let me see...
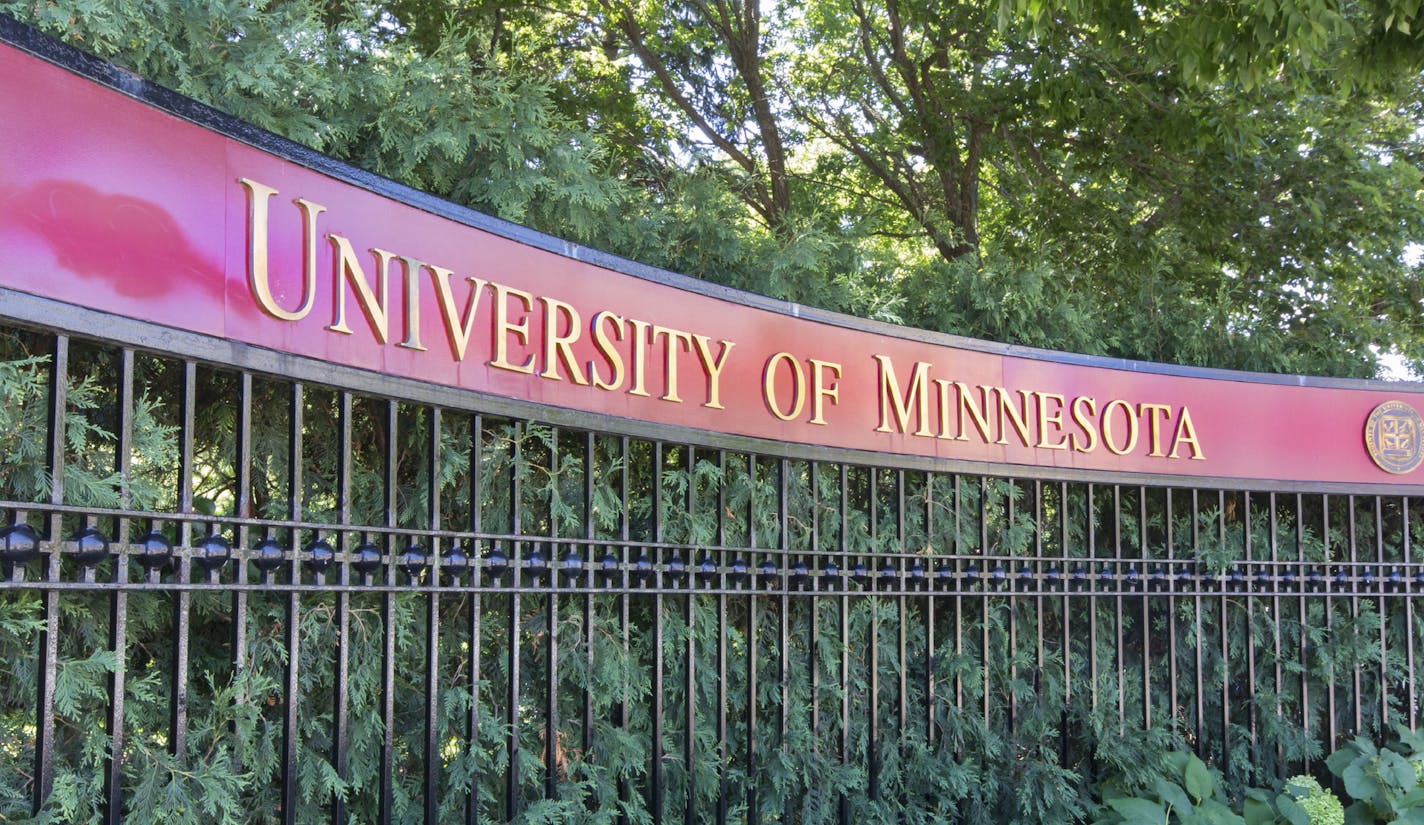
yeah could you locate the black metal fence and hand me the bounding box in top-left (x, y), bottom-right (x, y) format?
top-left (0, 317), bottom-right (1421, 824)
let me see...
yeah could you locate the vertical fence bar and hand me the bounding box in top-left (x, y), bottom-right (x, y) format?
top-left (1042, 481), bottom-right (1053, 720)
top-left (1061, 481), bottom-right (1072, 763)
top-left (281, 381), bottom-right (304, 825)
top-left (380, 400), bottom-right (398, 825)
top-left (103, 347), bottom-right (134, 825)
top-left (1167, 489), bottom-right (1179, 734)
top-left (1348, 496), bottom-right (1362, 736)
top-left (32, 333), bottom-right (66, 814)
top-left (838, 463), bottom-right (850, 825)
top-left (747, 453), bottom-right (760, 824)
top-left (1245, 491), bottom-right (1258, 772)
top-left (926, 473), bottom-right (937, 745)
top-left (979, 476), bottom-right (990, 730)
top-left (507, 425), bottom-right (525, 821)
top-left (1192, 489), bottom-right (1205, 755)
top-left (1376, 496), bottom-right (1388, 733)
top-left (234, 372), bottom-right (252, 684)
top-left (1325, 494), bottom-right (1338, 751)
top-left (1007, 480), bottom-right (1018, 734)
top-left (810, 460), bottom-right (822, 754)
top-left (617, 436), bottom-right (631, 825)
top-left (685, 445), bottom-right (697, 825)
top-left (1296, 493), bottom-right (1310, 770)
top-left (1088, 483), bottom-right (1099, 716)
top-left (779, 458), bottom-right (791, 824)
top-left (546, 426), bottom-right (561, 805)
top-left (334, 392), bottom-right (353, 825)
top-left (956, 475), bottom-right (968, 712)
top-left (954, 474), bottom-right (963, 715)
top-left (171, 360), bottom-right (196, 764)
top-left (1113, 485), bottom-right (1125, 733)
top-left (811, 461), bottom-right (823, 756)
top-left (717, 450), bottom-right (729, 825)
top-left (1218, 490), bottom-right (1230, 776)
top-left (425, 408), bottom-right (442, 824)
top-left (466, 413), bottom-right (484, 825)
top-left (585, 432), bottom-right (596, 766)
top-left (895, 469), bottom-right (907, 757)
top-left (651, 441), bottom-right (664, 824)
top-left (1139, 486), bottom-right (1150, 733)
top-left (1270, 493), bottom-right (1285, 770)
top-left (1405, 497), bottom-right (1417, 731)
top-left (232, 370), bottom-right (253, 762)
top-left (868, 468), bottom-right (880, 800)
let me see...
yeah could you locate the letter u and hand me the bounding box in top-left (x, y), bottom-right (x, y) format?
top-left (239, 177), bottom-right (326, 321)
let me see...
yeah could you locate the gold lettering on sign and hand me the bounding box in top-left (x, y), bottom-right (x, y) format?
top-left (1169, 408), bottom-right (1206, 460)
top-left (1139, 403), bottom-right (1172, 457)
top-left (589, 311), bottom-right (626, 391)
top-left (427, 265), bottom-right (490, 361)
top-left (869, 356), bottom-right (1205, 462)
top-left (490, 283), bottom-right (536, 374)
top-left (809, 359), bottom-right (842, 425)
top-left (539, 297), bottom-right (588, 385)
top-left (627, 319), bottom-right (653, 397)
top-left (1070, 396), bottom-right (1098, 453)
top-left (239, 178), bottom-right (323, 321)
top-left (874, 357), bottom-right (932, 436)
top-left (398, 255), bottom-right (427, 351)
top-left (1101, 399), bottom-right (1138, 456)
top-left (325, 238), bottom-right (393, 344)
top-left (653, 326), bottom-right (693, 403)
top-left (997, 388), bottom-right (1033, 446)
top-left (1035, 392), bottom-right (1068, 450)
top-left (692, 335), bottom-right (734, 410)
top-left (763, 352), bottom-right (806, 422)
top-left (238, 176), bottom-right (1216, 469)
top-left (955, 382), bottom-right (995, 443)
top-left (237, 176), bottom-right (737, 411)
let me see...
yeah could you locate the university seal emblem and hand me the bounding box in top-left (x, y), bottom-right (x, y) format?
top-left (1364, 401), bottom-right (1424, 474)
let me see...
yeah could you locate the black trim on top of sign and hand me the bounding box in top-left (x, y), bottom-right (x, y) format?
top-left (0, 11), bottom-right (1420, 395)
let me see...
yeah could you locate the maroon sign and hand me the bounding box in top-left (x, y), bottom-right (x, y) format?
top-left (2, 41), bottom-right (1421, 487)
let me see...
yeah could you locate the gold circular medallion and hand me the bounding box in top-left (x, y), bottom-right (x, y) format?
top-left (1364, 401), bottom-right (1424, 474)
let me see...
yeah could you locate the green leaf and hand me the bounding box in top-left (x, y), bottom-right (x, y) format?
top-left (1107, 797), bottom-right (1169, 825)
top-left (1341, 763), bottom-right (1375, 802)
top-left (1195, 798), bottom-right (1246, 824)
top-left (1381, 749), bottom-right (1419, 790)
top-left (1165, 751), bottom-right (1191, 776)
top-left (1275, 794), bottom-right (1310, 825)
top-left (1154, 777), bottom-right (1193, 815)
top-left (1395, 725), bottom-right (1424, 755)
top-left (1326, 747), bottom-right (1360, 777)
top-left (1243, 796), bottom-right (1279, 825)
top-left (1343, 802), bottom-right (1376, 825)
top-left (1184, 755), bottom-right (1214, 803)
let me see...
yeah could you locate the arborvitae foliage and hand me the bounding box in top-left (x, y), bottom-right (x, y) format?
top-left (2, 328), bottom-right (1422, 824)
top-left (8, 0), bottom-right (1423, 376)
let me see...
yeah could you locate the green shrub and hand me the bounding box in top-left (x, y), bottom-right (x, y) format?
top-left (1324, 726), bottom-right (1424, 824)
top-left (1277, 776), bottom-right (1344, 825)
top-left (1090, 751), bottom-right (1248, 825)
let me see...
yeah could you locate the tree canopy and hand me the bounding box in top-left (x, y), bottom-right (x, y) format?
top-left (3, 6), bottom-right (1424, 822)
top-left (4, 0), bottom-right (1424, 376)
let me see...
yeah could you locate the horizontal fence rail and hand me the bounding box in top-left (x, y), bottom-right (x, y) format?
top-left (1, 324), bottom-right (1422, 824)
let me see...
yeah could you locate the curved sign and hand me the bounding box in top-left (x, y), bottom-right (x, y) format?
top-left (1, 28), bottom-right (1421, 488)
